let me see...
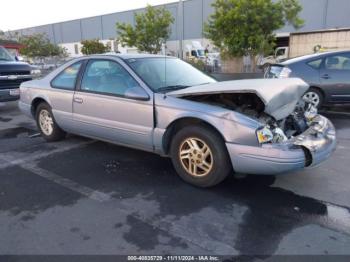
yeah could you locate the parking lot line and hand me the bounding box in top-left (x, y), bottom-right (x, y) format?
top-left (0, 138), bottom-right (112, 202)
top-left (20, 163), bottom-right (112, 202)
top-left (0, 139), bottom-right (95, 169)
top-left (1, 159), bottom-right (237, 254)
top-left (28, 133), bottom-right (41, 138)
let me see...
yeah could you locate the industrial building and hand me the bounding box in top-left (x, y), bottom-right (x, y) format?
top-left (9, 0), bottom-right (350, 57)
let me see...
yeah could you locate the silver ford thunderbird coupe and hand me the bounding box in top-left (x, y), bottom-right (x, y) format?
top-left (19, 54), bottom-right (336, 187)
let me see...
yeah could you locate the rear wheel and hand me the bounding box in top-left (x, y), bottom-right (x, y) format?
top-left (170, 125), bottom-right (231, 188)
top-left (303, 88), bottom-right (323, 109)
top-left (35, 102), bottom-right (66, 142)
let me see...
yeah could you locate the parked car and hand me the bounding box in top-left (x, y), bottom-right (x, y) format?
top-left (33, 62), bottom-right (57, 71)
top-left (265, 50), bottom-right (350, 108)
top-left (19, 54), bottom-right (336, 188)
top-left (0, 46), bottom-right (41, 102)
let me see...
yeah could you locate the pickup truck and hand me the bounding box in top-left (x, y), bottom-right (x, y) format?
top-left (258, 47), bottom-right (289, 70)
top-left (0, 46), bottom-right (40, 102)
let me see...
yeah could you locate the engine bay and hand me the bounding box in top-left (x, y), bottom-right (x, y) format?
top-left (183, 93), bottom-right (317, 142)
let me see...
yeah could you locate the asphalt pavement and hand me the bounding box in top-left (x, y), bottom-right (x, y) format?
top-left (0, 101), bottom-right (350, 260)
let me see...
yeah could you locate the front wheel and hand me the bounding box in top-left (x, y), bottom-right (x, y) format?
top-left (36, 102), bottom-right (66, 142)
top-left (170, 125), bottom-right (232, 188)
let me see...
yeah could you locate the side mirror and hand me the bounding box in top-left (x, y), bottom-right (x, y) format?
top-left (124, 86), bottom-right (150, 101)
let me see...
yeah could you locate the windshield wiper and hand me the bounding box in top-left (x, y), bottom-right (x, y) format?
top-left (197, 82), bottom-right (212, 86)
top-left (157, 85), bottom-right (190, 93)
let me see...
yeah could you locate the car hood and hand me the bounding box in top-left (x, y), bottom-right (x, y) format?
top-left (167, 78), bottom-right (309, 120)
top-left (0, 61), bottom-right (32, 72)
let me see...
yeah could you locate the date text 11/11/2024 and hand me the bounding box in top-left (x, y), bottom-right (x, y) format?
top-left (127, 255), bottom-right (220, 261)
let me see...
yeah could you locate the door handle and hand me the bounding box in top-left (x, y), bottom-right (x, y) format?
top-left (73, 97), bottom-right (83, 104)
top-left (321, 74), bottom-right (331, 79)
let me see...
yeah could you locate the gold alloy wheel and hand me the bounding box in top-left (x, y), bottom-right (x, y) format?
top-left (179, 137), bottom-right (213, 177)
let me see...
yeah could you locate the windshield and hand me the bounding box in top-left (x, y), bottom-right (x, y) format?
top-left (126, 57), bottom-right (215, 92)
top-left (197, 49), bottom-right (205, 57)
top-left (0, 46), bottom-right (15, 61)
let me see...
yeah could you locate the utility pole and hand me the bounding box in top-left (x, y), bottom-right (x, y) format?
top-left (178, 0), bottom-right (184, 59)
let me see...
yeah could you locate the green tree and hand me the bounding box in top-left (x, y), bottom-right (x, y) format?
top-left (19, 33), bottom-right (67, 58)
top-left (204, 0), bottom-right (304, 69)
top-left (0, 30), bottom-right (20, 41)
top-left (116, 5), bottom-right (174, 54)
top-left (80, 39), bottom-right (110, 55)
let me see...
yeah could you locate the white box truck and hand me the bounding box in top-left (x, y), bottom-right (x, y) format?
top-left (258, 28), bottom-right (350, 69)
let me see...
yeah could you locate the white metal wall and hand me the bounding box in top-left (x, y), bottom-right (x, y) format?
top-left (10, 0), bottom-right (350, 56)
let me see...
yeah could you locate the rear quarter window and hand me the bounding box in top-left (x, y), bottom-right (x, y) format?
top-left (51, 62), bottom-right (82, 90)
top-left (307, 59), bottom-right (322, 70)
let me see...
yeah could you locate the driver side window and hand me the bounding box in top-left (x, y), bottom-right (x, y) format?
top-left (81, 60), bottom-right (140, 96)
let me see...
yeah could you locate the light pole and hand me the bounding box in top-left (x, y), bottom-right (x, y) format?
top-left (178, 0), bottom-right (184, 59)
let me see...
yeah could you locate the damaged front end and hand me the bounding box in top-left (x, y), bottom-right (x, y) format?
top-left (175, 89), bottom-right (336, 175)
top-left (225, 113), bottom-right (336, 175)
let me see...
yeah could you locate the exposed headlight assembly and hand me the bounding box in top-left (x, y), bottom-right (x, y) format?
top-left (304, 104), bottom-right (318, 123)
top-left (256, 126), bottom-right (274, 144)
top-left (272, 127), bottom-right (288, 143)
top-left (312, 117), bottom-right (327, 134)
top-left (257, 126), bottom-right (288, 144)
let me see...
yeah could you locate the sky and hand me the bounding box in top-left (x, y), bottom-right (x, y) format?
top-left (0, 0), bottom-right (177, 31)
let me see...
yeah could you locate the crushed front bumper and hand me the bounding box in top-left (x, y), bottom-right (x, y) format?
top-left (226, 115), bottom-right (336, 175)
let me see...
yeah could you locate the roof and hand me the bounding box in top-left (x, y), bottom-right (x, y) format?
top-left (103, 53), bottom-right (173, 60)
top-left (291, 27), bottom-right (350, 36)
top-left (78, 53), bottom-right (177, 61)
top-left (282, 50), bottom-right (350, 65)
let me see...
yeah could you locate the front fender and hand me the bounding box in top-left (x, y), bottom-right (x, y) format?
top-left (154, 94), bottom-right (260, 154)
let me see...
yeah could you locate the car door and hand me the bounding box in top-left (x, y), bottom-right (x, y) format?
top-left (319, 52), bottom-right (350, 103)
top-left (50, 61), bottom-right (84, 131)
top-left (72, 58), bottom-right (154, 151)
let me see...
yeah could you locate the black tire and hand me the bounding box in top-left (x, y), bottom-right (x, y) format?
top-left (170, 125), bottom-right (232, 188)
top-left (303, 87), bottom-right (324, 109)
top-left (35, 102), bottom-right (66, 142)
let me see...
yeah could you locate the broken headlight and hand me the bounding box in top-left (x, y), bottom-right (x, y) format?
top-left (256, 126), bottom-right (274, 144)
top-left (304, 104), bottom-right (318, 123)
top-left (312, 116), bottom-right (327, 134)
top-left (257, 126), bottom-right (288, 144)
